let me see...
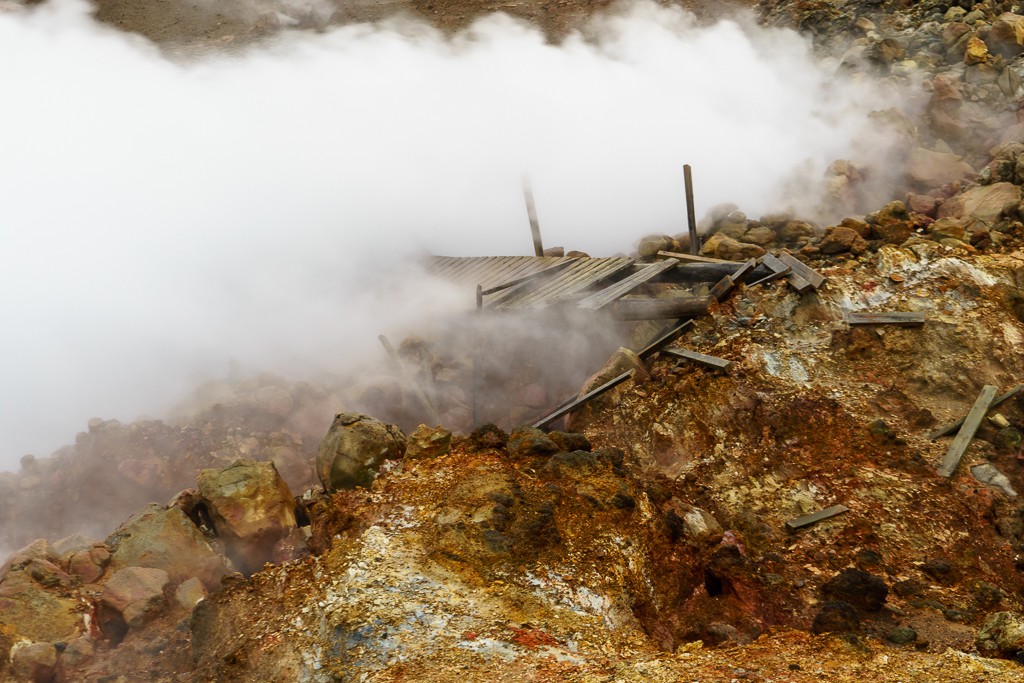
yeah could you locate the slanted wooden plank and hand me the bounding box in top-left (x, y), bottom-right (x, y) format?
top-left (731, 259), bottom-right (758, 282)
top-left (578, 258), bottom-right (679, 310)
top-left (612, 296), bottom-right (712, 320)
top-left (747, 266), bottom-right (791, 288)
top-left (937, 385), bottom-right (998, 478)
top-left (847, 312), bottom-right (926, 327)
top-left (532, 370), bottom-right (633, 429)
top-left (778, 252), bottom-right (825, 290)
top-left (786, 505), bottom-right (849, 531)
top-left (663, 347), bottom-right (731, 370)
top-left (638, 319), bottom-right (696, 359)
top-left (930, 383), bottom-right (1024, 440)
top-left (657, 250), bottom-right (733, 264)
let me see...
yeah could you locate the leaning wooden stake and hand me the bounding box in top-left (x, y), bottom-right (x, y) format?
top-left (930, 383), bottom-right (1024, 440)
top-left (472, 285), bottom-right (483, 426)
top-left (684, 165), bottom-right (699, 256)
top-left (379, 334), bottom-right (442, 426)
top-left (523, 178), bottom-right (544, 257)
top-left (937, 385), bottom-right (998, 478)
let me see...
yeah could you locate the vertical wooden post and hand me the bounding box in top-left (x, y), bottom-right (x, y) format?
top-left (684, 164), bottom-right (699, 256)
top-left (523, 178), bottom-right (544, 257)
top-left (472, 284), bottom-right (483, 426)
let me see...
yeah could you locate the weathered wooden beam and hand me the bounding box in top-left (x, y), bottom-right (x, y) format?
top-left (523, 179), bottom-right (544, 257)
top-left (785, 505), bottom-right (849, 531)
top-left (709, 275), bottom-right (735, 301)
top-left (612, 295), bottom-right (712, 320)
top-left (657, 250), bottom-right (732, 265)
top-left (578, 259), bottom-right (680, 310)
top-left (778, 252), bottom-right (826, 290)
top-left (930, 383), bottom-right (1024, 440)
top-left (847, 312), bottom-right (926, 327)
top-left (637, 319), bottom-right (696, 359)
top-left (762, 253), bottom-right (809, 291)
top-left (684, 164), bottom-right (699, 256)
top-left (937, 385), bottom-right (998, 478)
top-left (663, 347), bottom-right (731, 370)
top-left (660, 262), bottom-right (773, 285)
top-left (532, 370), bottom-right (633, 429)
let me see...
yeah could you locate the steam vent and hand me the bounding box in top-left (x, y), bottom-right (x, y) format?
top-left (10, 0), bottom-right (1024, 681)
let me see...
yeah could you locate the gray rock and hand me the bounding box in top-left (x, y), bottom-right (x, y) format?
top-left (10, 641), bottom-right (57, 683)
top-left (316, 413), bottom-right (406, 491)
top-left (970, 463), bottom-right (1018, 497)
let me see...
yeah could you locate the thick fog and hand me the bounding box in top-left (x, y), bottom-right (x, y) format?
top-left (0, 0), bottom-right (891, 470)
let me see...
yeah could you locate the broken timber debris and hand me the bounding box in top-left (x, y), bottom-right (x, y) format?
top-left (656, 250), bottom-right (733, 265)
top-left (785, 505), bottom-right (849, 531)
top-left (937, 384), bottom-right (998, 478)
top-left (612, 295), bottom-right (712, 320)
top-left (930, 383), bottom-right (1024, 440)
top-left (662, 347), bottom-right (731, 370)
top-left (778, 252), bottom-right (826, 289)
top-left (662, 261), bottom-right (772, 285)
top-left (531, 370), bottom-right (633, 429)
top-left (708, 259), bottom-right (756, 301)
top-left (847, 312), bottom-right (926, 327)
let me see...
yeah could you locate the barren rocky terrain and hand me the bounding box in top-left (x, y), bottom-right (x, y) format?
top-left (7, 0), bottom-right (1024, 681)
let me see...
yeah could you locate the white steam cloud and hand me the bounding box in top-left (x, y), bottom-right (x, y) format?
top-left (0, 0), bottom-right (889, 470)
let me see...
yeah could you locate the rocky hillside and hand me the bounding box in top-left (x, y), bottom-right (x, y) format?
top-left (8, 0), bottom-right (1024, 680)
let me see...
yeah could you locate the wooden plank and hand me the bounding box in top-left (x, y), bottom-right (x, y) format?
top-left (760, 253), bottom-right (790, 274)
top-left (778, 252), bottom-right (826, 289)
top-left (578, 259), bottom-right (680, 310)
top-left (731, 258), bottom-right (758, 282)
top-left (937, 385), bottom-right (998, 478)
top-left (930, 383), bottom-right (1024, 440)
top-left (662, 262), bottom-right (772, 285)
top-left (657, 250), bottom-right (733, 265)
top-left (532, 370), bottom-right (633, 429)
top-left (612, 296), bottom-right (712, 320)
top-left (847, 312), bottom-right (926, 327)
top-left (663, 347), bottom-right (731, 370)
top-left (524, 179), bottom-right (544, 257)
top-left (637, 319), bottom-right (696, 359)
top-left (785, 505), bottom-right (849, 531)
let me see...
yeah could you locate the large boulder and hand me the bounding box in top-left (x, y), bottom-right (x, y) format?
top-left (315, 413), bottom-right (406, 491)
top-left (106, 504), bottom-right (230, 590)
top-left (196, 460), bottom-right (297, 575)
top-left (0, 541), bottom-right (82, 643)
top-left (988, 13), bottom-right (1024, 58)
top-left (700, 233), bottom-right (765, 260)
top-left (938, 182), bottom-right (1022, 226)
top-left (905, 147), bottom-right (974, 189)
top-left (867, 201), bottom-right (912, 244)
top-left (101, 566), bottom-right (169, 629)
top-left (10, 641), bottom-right (57, 683)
